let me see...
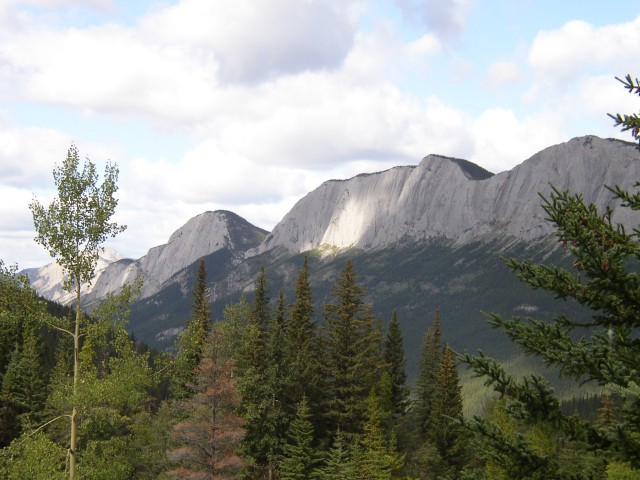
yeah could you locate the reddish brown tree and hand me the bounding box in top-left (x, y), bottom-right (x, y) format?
top-left (168, 329), bottom-right (245, 479)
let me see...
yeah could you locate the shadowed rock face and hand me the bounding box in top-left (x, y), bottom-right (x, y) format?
top-left (258, 136), bottom-right (640, 254)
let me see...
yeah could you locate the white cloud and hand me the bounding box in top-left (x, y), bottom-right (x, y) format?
top-left (578, 74), bottom-right (639, 119)
top-left (395, 0), bottom-right (474, 41)
top-left (0, 115), bottom-right (72, 188)
top-left (528, 16), bottom-right (640, 93)
top-left (138, 0), bottom-right (360, 84)
top-left (484, 60), bottom-right (522, 88)
top-left (471, 108), bottom-right (565, 173)
top-left (405, 32), bottom-right (442, 59)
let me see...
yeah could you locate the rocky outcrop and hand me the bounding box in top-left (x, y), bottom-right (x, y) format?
top-left (258, 136), bottom-right (640, 254)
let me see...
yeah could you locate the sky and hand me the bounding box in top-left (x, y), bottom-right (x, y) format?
top-left (1, 0), bottom-right (640, 269)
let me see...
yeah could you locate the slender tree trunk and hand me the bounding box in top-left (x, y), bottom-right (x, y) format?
top-left (69, 281), bottom-right (80, 480)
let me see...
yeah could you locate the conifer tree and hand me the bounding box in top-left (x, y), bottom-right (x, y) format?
top-left (429, 346), bottom-right (467, 477)
top-left (0, 329), bottom-right (48, 434)
top-left (253, 265), bottom-right (271, 337)
top-left (173, 258), bottom-right (211, 398)
top-left (460, 75), bottom-right (640, 475)
top-left (354, 389), bottom-right (404, 480)
top-left (376, 371), bottom-right (394, 437)
top-left (285, 256), bottom-right (326, 440)
top-left (315, 429), bottom-right (353, 480)
top-left (415, 309), bottom-right (442, 438)
top-left (264, 289), bottom-right (294, 478)
top-left (280, 396), bottom-right (319, 480)
top-left (0, 262), bottom-right (40, 377)
top-left (237, 270), bottom-right (291, 478)
top-left (383, 311), bottom-right (409, 417)
top-left (168, 328), bottom-right (245, 479)
top-left (322, 260), bottom-right (383, 437)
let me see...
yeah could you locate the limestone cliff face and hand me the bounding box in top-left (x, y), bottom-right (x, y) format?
top-left (258, 136), bottom-right (640, 254)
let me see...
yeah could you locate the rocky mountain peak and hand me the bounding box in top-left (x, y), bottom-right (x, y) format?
top-left (257, 135), bottom-right (640, 255)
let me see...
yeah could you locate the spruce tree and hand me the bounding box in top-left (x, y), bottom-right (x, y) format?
top-left (429, 346), bottom-right (467, 477)
top-left (383, 311), bottom-right (409, 417)
top-left (354, 389), bottom-right (404, 480)
top-left (460, 75), bottom-right (640, 475)
top-left (0, 329), bottom-right (48, 433)
top-left (280, 396), bottom-right (319, 480)
top-left (322, 260), bottom-right (383, 437)
top-left (264, 289), bottom-right (294, 478)
top-left (315, 429), bottom-right (353, 480)
top-left (253, 265), bottom-right (271, 336)
top-left (173, 258), bottom-right (211, 398)
top-left (415, 309), bottom-right (442, 438)
top-left (237, 270), bottom-right (292, 478)
top-left (285, 257), bottom-right (324, 433)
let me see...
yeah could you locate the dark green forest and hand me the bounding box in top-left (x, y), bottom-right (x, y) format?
top-left (0, 251), bottom-right (637, 479)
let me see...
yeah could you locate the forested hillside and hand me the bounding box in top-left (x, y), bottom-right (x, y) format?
top-left (1, 252), bottom-right (636, 479)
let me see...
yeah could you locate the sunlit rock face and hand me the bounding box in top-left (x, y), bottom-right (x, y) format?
top-left (259, 136), bottom-right (640, 254)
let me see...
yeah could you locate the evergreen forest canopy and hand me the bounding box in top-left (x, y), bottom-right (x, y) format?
top-left (0, 74), bottom-right (638, 479)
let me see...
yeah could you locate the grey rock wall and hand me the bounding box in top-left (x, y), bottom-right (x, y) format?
top-left (258, 136), bottom-right (640, 254)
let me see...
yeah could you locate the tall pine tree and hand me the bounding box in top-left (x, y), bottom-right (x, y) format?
top-left (322, 260), bottom-right (383, 437)
top-left (353, 389), bottom-right (405, 480)
top-left (428, 346), bottom-right (467, 477)
top-left (415, 309), bottom-right (442, 438)
top-left (173, 258), bottom-right (212, 399)
top-left (285, 257), bottom-right (324, 433)
top-left (237, 269), bottom-right (292, 479)
top-left (280, 396), bottom-right (320, 480)
top-left (383, 311), bottom-right (409, 417)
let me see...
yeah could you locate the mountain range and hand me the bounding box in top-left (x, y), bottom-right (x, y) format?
top-left (24, 135), bottom-right (640, 375)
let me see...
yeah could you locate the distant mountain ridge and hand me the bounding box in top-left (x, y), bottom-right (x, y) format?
top-left (24, 247), bottom-right (124, 305)
top-left (22, 136), bottom-right (640, 360)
